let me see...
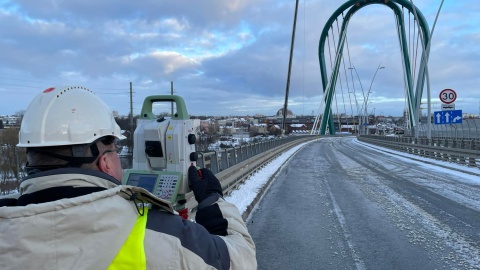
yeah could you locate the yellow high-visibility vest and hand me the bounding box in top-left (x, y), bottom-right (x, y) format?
top-left (108, 208), bottom-right (149, 270)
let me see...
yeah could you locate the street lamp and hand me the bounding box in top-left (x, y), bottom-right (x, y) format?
top-left (365, 63), bottom-right (385, 124)
top-left (349, 63), bottom-right (385, 135)
top-left (373, 107), bottom-right (376, 124)
top-left (348, 66), bottom-right (365, 135)
top-left (348, 90), bottom-right (361, 133)
top-left (348, 66), bottom-right (366, 105)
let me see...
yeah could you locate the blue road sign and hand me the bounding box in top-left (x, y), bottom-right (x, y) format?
top-left (434, 110), bottom-right (462, 125)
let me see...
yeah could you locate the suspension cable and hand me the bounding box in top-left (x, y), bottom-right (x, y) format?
top-left (404, 7), bottom-right (410, 128)
top-left (344, 22), bottom-right (361, 133)
top-left (340, 13), bottom-right (355, 123)
top-left (409, 0), bottom-right (445, 138)
top-left (329, 24), bottom-right (341, 132)
top-left (335, 18), bottom-right (348, 121)
top-left (302, 0), bottom-right (306, 116)
top-left (325, 29), bottom-right (335, 133)
top-left (408, 8), bottom-right (412, 79)
top-left (413, 19), bottom-right (420, 86)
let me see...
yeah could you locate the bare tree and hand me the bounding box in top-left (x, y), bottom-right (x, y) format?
top-left (195, 125), bottom-right (209, 152)
top-left (0, 128), bottom-right (27, 194)
top-left (269, 126), bottom-right (282, 136)
top-left (196, 121), bottom-right (220, 152)
top-left (15, 110), bottom-right (26, 124)
top-left (249, 126), bottom-right (259, 137)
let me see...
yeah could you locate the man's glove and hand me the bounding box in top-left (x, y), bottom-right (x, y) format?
top-left (188, 166), bottom-right (223, 203)
top-left (188, 166), bottom-right (227, 236)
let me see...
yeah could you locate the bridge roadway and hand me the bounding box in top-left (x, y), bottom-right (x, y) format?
top-left (246, 137), bottom-right (480, 270)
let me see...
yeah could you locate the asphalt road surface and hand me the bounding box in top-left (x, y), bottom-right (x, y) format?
top-left (247, 137), bottom-right (480, 270)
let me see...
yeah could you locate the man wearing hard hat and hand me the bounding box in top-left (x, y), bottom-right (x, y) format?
top-left (0, 86), bottom-right (256, 269)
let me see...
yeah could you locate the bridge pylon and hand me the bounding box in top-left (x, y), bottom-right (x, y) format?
top-left (315, 0), bottom-right (430, 135)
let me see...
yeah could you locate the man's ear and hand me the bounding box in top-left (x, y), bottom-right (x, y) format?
top-left (97, 154), bottom-right (111, 174)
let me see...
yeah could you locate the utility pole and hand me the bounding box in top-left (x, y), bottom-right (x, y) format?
top-left (171, 81), bottom-right (174, 116)
top-left (129, 82), bottom-right (134, 153)
top-left (282, 0), bottom-right (299, 134)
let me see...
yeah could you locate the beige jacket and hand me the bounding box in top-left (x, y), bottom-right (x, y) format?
top-left (0, 168), bottom-right (256, 269)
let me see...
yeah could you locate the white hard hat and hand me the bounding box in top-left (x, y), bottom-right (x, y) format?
top-left (18, 86), bottom-right (126, 147)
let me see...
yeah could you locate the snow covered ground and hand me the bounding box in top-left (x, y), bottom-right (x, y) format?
top-left (225, 137), bottom-right (480, 217)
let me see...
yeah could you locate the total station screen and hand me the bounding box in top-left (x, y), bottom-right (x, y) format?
top-left (126, 173), bottom-right (158, 193)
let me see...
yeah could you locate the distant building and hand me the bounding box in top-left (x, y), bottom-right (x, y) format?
top-left (290, 123), bottom-right (307, 132)
top-left (276, 108), bottom-right (294, 118)
top-left (252, 123), bottom-right (268, 135)
top-left (463, 113), bottom-right (478, 119)
top-left (0, 116), bottom-right (21, 128)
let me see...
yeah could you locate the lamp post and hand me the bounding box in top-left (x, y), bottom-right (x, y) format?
top-left (365, 63), bottom-right (385, 131)
top-left (348, 66), bottom-right (365, 135)
top-left (348, 63), bottom-right (385, 135)
top-left (373, 107), bottom-right (376, 125)
top-left (348, 91), bottom-right (360, 134)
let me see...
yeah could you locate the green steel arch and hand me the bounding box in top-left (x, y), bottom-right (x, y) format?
top-left (318, 0), bottom-right (430, 134)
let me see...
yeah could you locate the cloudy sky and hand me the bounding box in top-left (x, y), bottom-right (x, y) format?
top-left (0, 0), bottom-right (478, 118)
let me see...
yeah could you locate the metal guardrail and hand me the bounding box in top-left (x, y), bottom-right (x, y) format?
top-left (358, 135), bottom-right (480, 168)
top-left (404, 118), bottom-right (480, 139)
top-left (197, 135), bottom-right (309, 173)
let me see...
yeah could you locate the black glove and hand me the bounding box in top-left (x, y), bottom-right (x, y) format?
top-left (188, 166), bottom-right (223, 203)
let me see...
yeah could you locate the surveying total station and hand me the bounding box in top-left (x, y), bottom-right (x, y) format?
top-left (122, 95), bottom-right (198, 212)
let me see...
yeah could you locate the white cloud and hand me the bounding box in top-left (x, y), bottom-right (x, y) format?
top-left (0, 0), bottom-right (478, 117)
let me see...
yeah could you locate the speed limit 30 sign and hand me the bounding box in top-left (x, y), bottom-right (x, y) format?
top-left (439, 89), bottom-right (457, 104)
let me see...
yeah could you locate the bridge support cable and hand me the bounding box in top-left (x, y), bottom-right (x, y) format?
top-left (327, 26), bottom-right (341, 133)
top-left (311, 26), bottom-right (341, 135)
top-left (334, 18), bottom-right (353, 131)
top-left (403, 6), bottom-right (424, 134)
top-left (317, 0), bottom-right (431, 135)
top-left (393, 7), bottom-right (418, 129)
top-left (311, 32), bottom-right (358, 137)
top-left (402, 8), bottom-right (417, 129)
top-left (316, 16), bottom-right (361, 135)
top-left (310, 92), bottom-right (326, 135)
top-left (405, 8), bottom-right (422, 132)
top-left (344, 28), bottom-right (362, 132)
top-left (407, 9), bottom-right (419, 85)
top-left (338, 13), bottom-right (356, 126)
top-left (328, 23), bottom-right (346, 134)
top-left (318, 15), bottom-right (351, 135)
top-left (409, 0), bottom-right (445, 139)
top-left (329, 20), bottom-right (351, 133)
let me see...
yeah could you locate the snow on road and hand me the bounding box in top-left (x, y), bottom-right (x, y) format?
top-left (226, 137), bottom-right (480, 216)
